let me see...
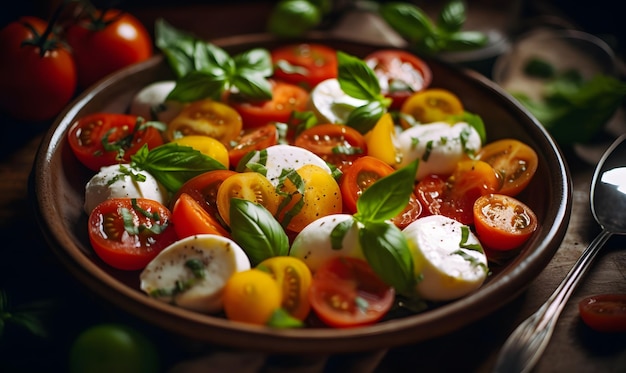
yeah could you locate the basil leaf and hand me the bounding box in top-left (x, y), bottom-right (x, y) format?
top-left (337, 51), bottom-right (382, 101)
top-left (199, 43), bottom-right (234, 72)
top-left (167, 70), bottom-right (227, 102)
top-left (437, 0), bottom-right (465, 34)
top-left (330, 217), bottom-right (355, 250)
top-left (355, 159), bottom-right (419, 223)
top-left (379, 3), bottom-right (436, 43)
top-left (154, 18), bottom-right (197, 78)
top-left (131, 143), bottom-right (226, 193)
top-left (232, 73), bottom-right (273, 101)
top-left (452, 112), bottom-right (486, 144)
top-left (234, 48), bottom-right (273, 78)
top-left (230, 198), bottom-right (289, 266)
top-left (346, 101), bottom-right (387, 134)
top-left (359, 221), bottom-right (415, 295)
top-left (442, 31), bottom-right (489, 51)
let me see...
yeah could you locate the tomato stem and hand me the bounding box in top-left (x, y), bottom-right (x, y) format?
top-left (20, 1), bottom-right (68, 57)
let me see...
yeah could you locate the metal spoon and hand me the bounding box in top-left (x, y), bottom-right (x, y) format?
top-left (493, 133), bottom-right (626, 373)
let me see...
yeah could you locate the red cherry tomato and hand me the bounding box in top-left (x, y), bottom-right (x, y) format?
top-left (171, 193), bottom-right (230, 239)
top-left (227, 124), bottom-right (279, 169)
top-left (309, 257), bottom-right (395, 328)
top-left (0, 16), bottom-right (77, 122)
top-left (294, 123), bottom-right (367, 172)
top-left (228, 80), bottom-right (309, 128)
top-left (364, 49), bottom-right (432, 110)
top-left (171, 169), bottom-right (237, 219)
top-left (67, 113), bottom-right (164, 171)
top-left (88, 198), bottom-right (178, 271)
top-left (340, 156), bottom-right (422, 229)
top-left (271, 43), bottom-right (338, 90)
top-left (579, 294), bottom-right (626, 333)
top-left (66, 9), bottom-right (152, 89)
top-left (473, 194), bottom-right (538, 250)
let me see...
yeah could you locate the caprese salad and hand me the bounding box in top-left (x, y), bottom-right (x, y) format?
top-left (66, 20), bottom-right (540, 329)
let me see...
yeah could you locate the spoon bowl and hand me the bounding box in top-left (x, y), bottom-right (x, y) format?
top-left (494, 133), bottom-right (626, 373)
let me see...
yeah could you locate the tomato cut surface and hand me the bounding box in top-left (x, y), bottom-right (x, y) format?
top-left (216, 172), bottom-right (281, 226)
top-left (579, 294), bottom-right (626, 333)
top-left (294, 124), bottom-right (367, 171)
top-left (364, 49), bottom-right (432, 110)
top-left (67, 113), bottom-right (164, 171)
top-left (271, 43), bottom-right (338, 89)
top-left (400, 88), bottom-right (464, 125)
top-left (473, 194), bottom-right (538, 251)
top-left (477, 139), bottom-right (538, 196)
top-left (229, 80), bottom-right (309, 128)
top-left (171, 193), bottom-right (230, 239)
top-left (166, 99), bottom-right (243, 145)
top-left (227, 124), bottom-right (279, 169)
top-left (88, 198), bottom-right (178, 270)
top-left (309, 257), bottom-right (395, 328)
top-left (171, 169), bottom-right (237, 218)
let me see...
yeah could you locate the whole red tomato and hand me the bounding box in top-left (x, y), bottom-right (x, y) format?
top-left (66, 9), bottom-right (152, 89)
top-left (0, 16), bottom-right (77, 122)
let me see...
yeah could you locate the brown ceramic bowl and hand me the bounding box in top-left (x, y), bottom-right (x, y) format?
top-left (31, 33), bottom-right (571, 354)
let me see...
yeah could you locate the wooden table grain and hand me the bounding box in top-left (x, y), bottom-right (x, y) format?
top-left (1, 2), bottom-right (625, 372)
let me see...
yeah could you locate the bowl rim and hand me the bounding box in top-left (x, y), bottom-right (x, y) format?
top-left (30, 32), bottom-right (572, 354)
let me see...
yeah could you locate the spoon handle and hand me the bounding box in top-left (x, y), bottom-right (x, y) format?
top-left (493, 229), bottom-right (613, 373)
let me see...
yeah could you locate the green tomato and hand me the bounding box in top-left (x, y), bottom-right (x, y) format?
top-left (68, 323), bottom-right (160, 373)
top-left (267, 0), bottom-right (322, 38)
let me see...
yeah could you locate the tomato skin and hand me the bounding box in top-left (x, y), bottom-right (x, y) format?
top-left (271, 43), bottom-right (338, 90)
top-left (400, 88), bottom-right (464, 125)
top-left (66, 9), bottom-right (152, 89)
top-left (294, 124), bottom-right (367, 172)
top-left (364, 49), bottom-right (432, 110)
top-left (340, 156), bottom-right (422, 229)
top-left (222, 269), bottom-right (283, 325)
top-left (476, 139), bottom-right (538, 197)
top-left (227, 124), bottom-right (279, 169)
top-left (579, 294), bottom-right (626, 333)
top-left (473, 194), bottom-right (538, 251)
top-left (67, 113), bottom-right (164, 171)
top-left (171, 193), bottom-right (230, 239)
top-left (69, 323), bottom-right (160, 373)
top-left (309, 257), bottom-right (395, 328)
top-left (228, 80), bottom-right (309, 128)
top-left (0, 17), bottom-right (77, 122)
top-left (171, 169), bottom-right (237, 218)
top-left (88, 198), bottom-right (178, 271)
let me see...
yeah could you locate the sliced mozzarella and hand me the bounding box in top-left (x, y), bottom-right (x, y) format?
top-left (308, 78), bottom-right (369, 124)
top-left (396, 121), bottom-right (482, 180)
top-left (243, 144), bottom-right (331, 186)
top-left (402, 215), bottom-right (488, 301)
top-left (129, 80), bottom-right (183, 124)
top-left (84, 163), bottom-right (169, 213)
top-left (290, 214), bottom-right (365, 272)
top-left (140, 234), bottom-right (251, 313)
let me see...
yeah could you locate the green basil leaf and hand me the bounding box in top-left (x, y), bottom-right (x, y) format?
top-left (230, 198), bottom-right (289, 266)
top-left (166, 70), bottom-right (227, 102)
top-left (442, 31), bottom-right (489, 52)
top-left (234, 48), bottom-right (273, 78)
top-left (131, 143), bottom-right (226, 193)
top-left (452, 111), bottom-right (486, 144)
top-left (330, 217), bottom-right (355, 250)
top-left (266, 308), bottom-right (304, 328)
top-left (437, 0), bottom-right (465, 34)
top-left (379, 3), bottom-right (436, 43)
top-left (199, 42), bottom-right (235, 73)
top-left (154, 18), bottom-right (197, 78)
top-left (346, 100), bottom-right (387, 134)
top-left (232, 73), bottom-right (273, 100)
top-left (337, 51), bottom-right (381, 101)
top-left (359, 221), bottom-right (415, 295)
top-left (267, 0), bottom-right (322, 38)
top-left (355, 159), bottom-right (419, 223)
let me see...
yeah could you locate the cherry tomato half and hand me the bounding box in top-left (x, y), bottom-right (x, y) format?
top-left (171, 192), bottom-right (230, 239)
top-left (67, 113), bottom-right (164, 171)
top-left (309, 257), bottom-right (395, 328)
top-left (271, 43), bottom-right (338, 90)
top-left (227, 124), bottom-right (279, 169)
top-left (340, 156), bottom-right (422, 229)
top-left (473, 194), bottom-right (538, 251)
top-left (222, 269), bottom-right (283, 325)
top-left (216, 172), bottom-right (281, 226)
top-left (294, 123), bottom-right (367, 172)
top-left (228, 80), bottom-right (309, 129)
top-left (66, 9), bottom-right (152, 89)
top-left (0, 16), bottom-right (77, 122)
top-left (579, 294), bottom-right (626, 333)
top-left (400, 88), bottom-right (464, 126)
top-left (476, 139), bottom-right (538, 197)
top-left (171, 169), bottom-right (237, 219)
top-left (364, 49), bottom-right (432, 110)
top-left (88, 198), bottom-right (178, 270)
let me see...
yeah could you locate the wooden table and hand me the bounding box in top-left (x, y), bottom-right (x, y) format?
top-left (1, 2), bottom-right (625, 372)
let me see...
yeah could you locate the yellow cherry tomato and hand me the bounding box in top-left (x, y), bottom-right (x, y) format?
top-left (364, 112), bottom-right (400, 167)
top-left (171, 135), bottom-right (230, 169)
top-left (400, 88), bottom-right (464, 126)
top-left (257, 256), bottom-right (312, 321)
top-left (216, 172), bottom-right (281, 226)
top-left (165, 98), bottom-right (243, 145)
top-left (222, 269), bottom-right (282, 325)
top-left (276, 164), bottom-right (343, 233)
